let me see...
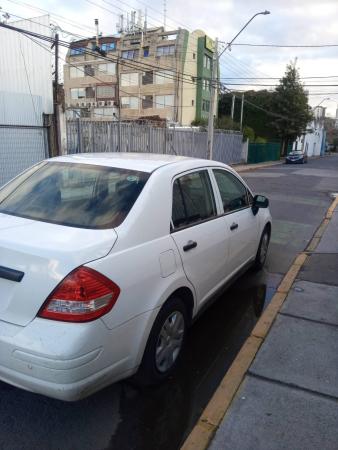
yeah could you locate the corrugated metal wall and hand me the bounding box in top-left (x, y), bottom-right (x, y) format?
top-left (0, 15), bottom-right (53, 126)
top-left (66, 121), bottom-right (244, 165)
top-left (0, 16), bottom-right (52, 186)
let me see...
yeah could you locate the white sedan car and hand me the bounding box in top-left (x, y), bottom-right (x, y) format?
top-left (0, 153), bottom-right (271, 400)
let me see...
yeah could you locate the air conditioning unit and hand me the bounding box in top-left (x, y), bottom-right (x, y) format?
top-left (92, 102), bottom-right (97, 107)
top-left (107, 101), bottom-right (114, 106)
top-left (76, 103), bottom-right (80, 107)
top-left (81, 102), bottom-right (86, 107)
top-left (98, 101), bottom-right (105, 106)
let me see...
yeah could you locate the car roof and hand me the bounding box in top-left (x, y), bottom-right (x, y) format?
top-left (50, 152), bottom-right (228, 173)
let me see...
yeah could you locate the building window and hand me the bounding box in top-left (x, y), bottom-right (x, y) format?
top-left (156, 45), bottom-right (175, 57)
top-left (70, 47), bottom-right (86, 56)
top-left (121, 97), bottom-right (139, 109)
top-left (80, 109), bottom-right (90, 118)
top-left (142, 95), bottom-right (153, 109)
top-left (192, 100), bottom-right (194, 106)
top-left (121, 72), bottom-right (139, 86)
top-left (202, 99), bottom-right (210, 112)
top-left (121, 49), bottom-right (139, 59)
top-left (101, 42), bottom-right (116, 52)
top-left (204, 55), bottom-right (212, 70)
top-left (156, 95), bottom-right (174, 108)
top-left (143, 47), bottom-right (150, 57)
top-left (155, 70), bottom-right (174, 84)
top-left (84, 65), bottom-right (95, 77)
top-left (142, 71), bottom-right (153, 85)
top-left (98, 63), bottom-right (116, 75)
top-left (85, 87), bottom-right (95, 98)
top-left (93, 108), bottom-right (116, 118)
top-left (203, 79), bottom-right (211, 91)
top-left (70, 88), bottom-right (85, 99)
top-left (193, 53), bottom-right (196, 59)
top-left (70, 66), bottom-right (84, 78)
top-left (96, 85), bottom-right (115, 99)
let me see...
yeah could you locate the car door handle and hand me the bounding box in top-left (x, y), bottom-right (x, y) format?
top-left (183, 240), bottom-right (197, 252)
top-left (230, 222), bottom-right (239, 231)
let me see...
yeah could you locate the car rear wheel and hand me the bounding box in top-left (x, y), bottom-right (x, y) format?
top-left (132, 297), bottom-right (188, 386)
top-left (253, 227), bottom-right (270, 270)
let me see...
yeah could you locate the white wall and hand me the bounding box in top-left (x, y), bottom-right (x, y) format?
top-left (294, 122), bottom-right (324, 157)
top-left (0, 15), bottom-right (53, 126)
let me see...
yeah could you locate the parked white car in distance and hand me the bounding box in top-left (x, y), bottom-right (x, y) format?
top-left (0, 153), bottom-right (271, 400)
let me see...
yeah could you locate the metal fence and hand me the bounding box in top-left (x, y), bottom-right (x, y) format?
top-left (66, 120), bottom-right (244, 165)
top-left (247, 142), bottom-right (281, 164)
top-left (0, 125), bottom-right (49, 187)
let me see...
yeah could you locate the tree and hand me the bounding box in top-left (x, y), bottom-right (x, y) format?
top-left (270, 63), bottom-right (313, 155)
top-left (218, 90), bottom-right (277, 141)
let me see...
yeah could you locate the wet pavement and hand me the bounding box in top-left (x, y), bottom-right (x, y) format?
top-left (1, 155), bottom-right (338, 450)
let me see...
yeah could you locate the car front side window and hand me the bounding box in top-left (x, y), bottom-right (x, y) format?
top-left (213, 169), bottom-right (249, 213)
top-left (172, 170), bottom-right (216, 230)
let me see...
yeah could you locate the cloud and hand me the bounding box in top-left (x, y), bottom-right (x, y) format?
top-left (4, 0), bottom-right (338, 116)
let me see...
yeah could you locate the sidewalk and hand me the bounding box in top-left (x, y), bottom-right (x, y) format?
top-left (182, 196), bottom-right (338, 450)
top-left (231, 160), bottom-right (284, 173)
top-left (207, 200), bottom-right (338, 450)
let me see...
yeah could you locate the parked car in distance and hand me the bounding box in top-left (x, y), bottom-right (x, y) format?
top-left (285, 150), bottom-right (308, 164)
top-left (0, 153), bottom-right (271, 400)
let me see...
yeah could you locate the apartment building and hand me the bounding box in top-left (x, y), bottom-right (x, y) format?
top-left (64, 36), bottom-right (119, 120)
top-left (63, 27), bottom-right (218, 125)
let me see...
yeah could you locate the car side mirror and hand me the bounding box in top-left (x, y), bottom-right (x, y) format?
top-left (252, 195), bottom-right (269, 216)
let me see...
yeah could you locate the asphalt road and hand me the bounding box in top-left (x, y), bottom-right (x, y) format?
top-left (1, 155), bottom-right (338, 450)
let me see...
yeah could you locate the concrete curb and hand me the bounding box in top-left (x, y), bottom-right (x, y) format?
top-left (233, 160), bottom-right (284, 173)
top-left (181, 197), bottom-right (338, 450)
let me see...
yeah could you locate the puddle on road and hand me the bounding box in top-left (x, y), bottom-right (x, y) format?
top-left (107, 270), bottom-right (282, 450)
top-left (0, 270), bottom-right (282, 450)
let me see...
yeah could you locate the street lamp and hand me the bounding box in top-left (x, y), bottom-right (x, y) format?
top-left (207, 11), bottom-right (271, 158)
top-left (219, 10), bottom-right (271, 57)
top-left (314, 98), bottom-right (330, 109)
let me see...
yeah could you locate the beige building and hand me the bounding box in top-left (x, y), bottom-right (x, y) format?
top-left (64, 27), bottom-right (217, 125)
top-left (64, 36), bottom-right (119, 120)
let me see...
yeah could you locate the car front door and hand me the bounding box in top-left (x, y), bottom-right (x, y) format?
top-left (212, 169), bottom-right (258, 277)
top-left (170, 169), bottom-right (229, 307)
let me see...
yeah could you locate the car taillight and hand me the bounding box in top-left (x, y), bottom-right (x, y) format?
top-left (38, 267), bottom-right (120, 322)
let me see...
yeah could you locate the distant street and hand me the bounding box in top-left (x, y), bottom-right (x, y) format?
top-left (1, 155), bottom-right (338, 450)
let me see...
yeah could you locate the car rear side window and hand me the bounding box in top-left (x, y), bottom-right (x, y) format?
top-left (0, 162), bottom-right (149, 229)
top-left (172, 170), bottom-right (216, 229)
top-left (213, 169), bottom-right (249, 213)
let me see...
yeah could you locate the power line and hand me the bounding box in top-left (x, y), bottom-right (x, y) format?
top-left (16, 26), bottom-right (197, 110)
top-left (220, 42), bottom-right (338, 48)
top-left (18, 36), bottom-right (40, 124)
top-left (220, 75), bottom-right (338, 80)
top-left (220, 83), bottom-right (338, 87)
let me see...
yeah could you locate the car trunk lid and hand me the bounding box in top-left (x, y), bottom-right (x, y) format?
top-left (0, 213), bottom-right (117, 326)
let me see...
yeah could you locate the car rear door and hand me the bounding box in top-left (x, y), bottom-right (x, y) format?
top-left (212, 169), bottom-right (258, 277)
top-left (170, 169), bottom-right (229, 308)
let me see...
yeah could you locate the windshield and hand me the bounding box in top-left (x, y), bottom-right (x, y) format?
top-left (0, 162), bottom-right (149, 229)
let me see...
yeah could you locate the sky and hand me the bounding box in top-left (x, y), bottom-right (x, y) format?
top-left (2, 0), bottom-right (338, 117)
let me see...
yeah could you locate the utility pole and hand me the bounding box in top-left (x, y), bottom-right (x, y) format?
top-left (53, 32), bottom-right (60, 156)
top-left (231, 94), bottom-right (235, 120)
top-left (207, 37), bottom-right (218, 160)
top-left (116, 57), bottom-right (122, 152)
top-left (240, 93), bottom-right (244, 132)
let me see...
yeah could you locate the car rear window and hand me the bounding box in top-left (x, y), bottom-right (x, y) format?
top-left (0, 162), bottom-right (149, 229)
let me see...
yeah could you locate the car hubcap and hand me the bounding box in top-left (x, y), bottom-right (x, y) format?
top-left (260, 233), bottom-right (269, 263)
top-left (155, 311), bottom-right (185, 373)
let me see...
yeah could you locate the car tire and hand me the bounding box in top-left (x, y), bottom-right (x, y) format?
top-left (253, 226), bottom-right (270, 271)
top-left (132, 297), bottom-right (188, 386)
